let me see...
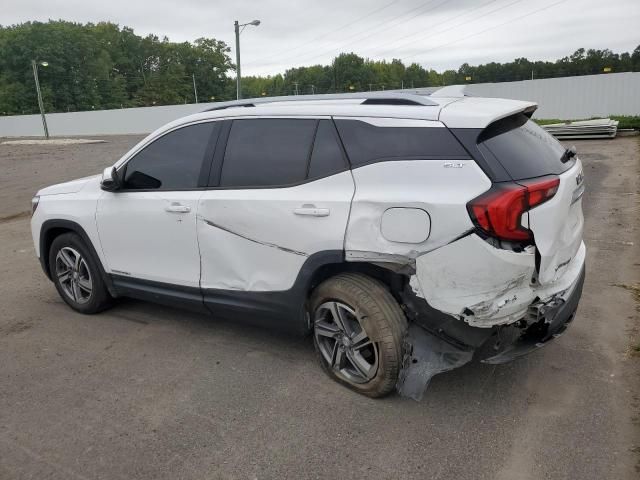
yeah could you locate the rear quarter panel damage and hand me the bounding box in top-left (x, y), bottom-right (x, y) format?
top-left (413, 234), bottom-right (587, 328)
top-left (414, 234), bottom-right (536, 327)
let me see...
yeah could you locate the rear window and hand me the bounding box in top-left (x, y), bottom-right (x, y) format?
top-left (478, 114), bottom-right (571, 180)
top-left (335, 119), bottom-right (469, 167)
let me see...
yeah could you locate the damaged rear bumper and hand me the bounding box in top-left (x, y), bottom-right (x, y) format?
top-left (481, 263), bottom-right (585, 364)
top-left (397, 262), bottom-right (585, 401)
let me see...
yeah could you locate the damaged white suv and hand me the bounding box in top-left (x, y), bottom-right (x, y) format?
top-left (31, 90), bottom-right (585, 400)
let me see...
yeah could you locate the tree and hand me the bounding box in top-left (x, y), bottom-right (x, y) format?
top-left (0, 20), bottom-right (234, 114)
top-left (0, 21), bottom-right (637, 116)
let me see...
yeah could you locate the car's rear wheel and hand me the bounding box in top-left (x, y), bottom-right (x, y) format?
top-left (49, 233), bottom-right (112, 314)
top-left (310, 273), bottom-right (407, 398)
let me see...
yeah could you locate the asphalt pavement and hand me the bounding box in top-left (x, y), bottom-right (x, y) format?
top-left (0, 135), bottom-right (638, 479)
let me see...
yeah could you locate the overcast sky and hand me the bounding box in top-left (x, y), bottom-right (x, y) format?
top-left (3, 0), bottom-right (639, 76)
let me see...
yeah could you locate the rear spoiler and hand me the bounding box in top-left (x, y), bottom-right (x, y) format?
top-left (438, 96), bottom-right (538, 129)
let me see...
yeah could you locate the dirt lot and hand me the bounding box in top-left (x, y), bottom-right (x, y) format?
top-left (0, 135), bottom-right (639, 479)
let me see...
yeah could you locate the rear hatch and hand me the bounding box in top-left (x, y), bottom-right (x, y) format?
top-left (477, 113), bottom-right (584, 285)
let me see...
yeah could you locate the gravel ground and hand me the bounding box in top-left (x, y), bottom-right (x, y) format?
top-left (0, 135), bottom-right (638, 479)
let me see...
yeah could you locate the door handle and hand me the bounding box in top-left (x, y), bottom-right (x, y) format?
top-left (293, 205), bottom-right (330, 217)
top-left (165, 203), bottom-right (191, 213)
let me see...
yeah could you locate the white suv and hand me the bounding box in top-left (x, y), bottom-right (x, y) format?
top-left (31, 90), bottom-right (586, 400)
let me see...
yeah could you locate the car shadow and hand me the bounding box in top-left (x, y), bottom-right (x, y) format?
top-left (104, 296), bottom-right (534, 407)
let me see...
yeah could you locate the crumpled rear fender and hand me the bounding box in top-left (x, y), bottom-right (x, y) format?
top-left (412, 234), bottom-right (586, 328)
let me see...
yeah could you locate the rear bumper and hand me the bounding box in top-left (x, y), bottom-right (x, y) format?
top-left (412, 233), bottom-right (585, 328)
top-left (480, 262), bottom-right (585, 363)
top-left (397, 247), bottom-right (586, 400)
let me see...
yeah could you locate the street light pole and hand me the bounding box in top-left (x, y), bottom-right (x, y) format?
top-left (31, 60), bottom-right (49, 139)
top-left (234, 21), bottom-right (241, 100)
top-left (234, 19), bottom-right (261, 100)
top-left (192, 73), bottom-right (198, 103)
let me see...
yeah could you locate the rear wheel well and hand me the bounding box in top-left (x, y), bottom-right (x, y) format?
top-left (306, 261), bottom-right (408, 304)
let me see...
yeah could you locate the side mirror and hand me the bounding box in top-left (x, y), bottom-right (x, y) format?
top-left (101, 166), bottom-right (122, 192)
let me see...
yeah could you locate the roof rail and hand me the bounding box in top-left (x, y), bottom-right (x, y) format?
top-left (203, 91), bottom-right (438, 111)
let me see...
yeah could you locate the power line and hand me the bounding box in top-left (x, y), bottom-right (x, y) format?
top-left (248, 0), bottom-right (402, 64)
top-left (370, 0), bottom-right (527, 60)
top-left (246, 0), bottom-right (451, 69)
top-left (402, 0), bottom-right (573, 62)
top-left (362, 0), bottom-right (505, 59)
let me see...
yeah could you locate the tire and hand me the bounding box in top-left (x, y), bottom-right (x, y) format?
top-left (48, 232), bottom-right (112, 314)
top-left (310, 273), bottom-right (408, 398)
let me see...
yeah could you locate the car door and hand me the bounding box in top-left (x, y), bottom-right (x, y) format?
top-left (96, 121), bottom-right (219, 289)
top-left (197, 117), bottom-right (355, 296)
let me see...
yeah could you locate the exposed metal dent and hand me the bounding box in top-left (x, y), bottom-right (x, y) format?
top-left (201, 217), bottom-right (308, 257)
top-left (461, 273), bottom-right (531, 327)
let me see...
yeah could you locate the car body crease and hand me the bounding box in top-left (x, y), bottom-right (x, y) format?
top-left (198, 215), bottom-right (308, 257)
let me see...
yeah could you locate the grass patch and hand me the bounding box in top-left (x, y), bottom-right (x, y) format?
top-left (535, 116), bottom-right (640, 130)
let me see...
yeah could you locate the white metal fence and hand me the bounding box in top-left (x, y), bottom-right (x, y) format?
top-left (464, 72), bottom-right (640, 119)
top-left (1, 72), bottom-right (639, 138)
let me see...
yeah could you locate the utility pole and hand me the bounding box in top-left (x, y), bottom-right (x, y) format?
top-left (31, 60), bottom-right (49, 139)
top-left (192, 73), bottom-right (198, 103)
top-left (531, 70), bottom-right (534, 80)
top-left (234, 19), bottom-right (261, 100)
top-left (293, 82), bottom-right (299, 95)
top-left (401, 80), bottom-right (404, 90)
top-left (234, 21), bottom-right (241, 100)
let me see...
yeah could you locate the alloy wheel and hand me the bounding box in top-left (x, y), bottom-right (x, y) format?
top-left (55, 246), bottom-right (93, 304)
top-left (314, 301), bottom-right (379, 384)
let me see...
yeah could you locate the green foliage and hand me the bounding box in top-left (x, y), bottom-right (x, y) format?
top-left (1, 19), bottom-right (639, 115)
top-left (611, 116), bottom-right (640, 130)
top-left (0, 21), bottom-right (233, 115)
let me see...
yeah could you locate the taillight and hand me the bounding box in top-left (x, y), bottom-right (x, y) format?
top-left (467, 176), bottom-right (559, 242)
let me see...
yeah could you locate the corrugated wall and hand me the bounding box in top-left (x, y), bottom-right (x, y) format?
top-left (1, 72), bottom-right (639, 137)
top-left (0, 102), bottom-right (218, 138)
top-left (464, 72), bottom-right (640, 119)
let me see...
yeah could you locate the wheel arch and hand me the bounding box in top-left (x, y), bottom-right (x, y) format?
top-left (300, 253), bottom-right (409, 314)
top-left (39, 219), bottom-right (116, 296)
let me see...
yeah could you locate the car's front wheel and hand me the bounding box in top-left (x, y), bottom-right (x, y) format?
top-left (310, 273), bottom-right (407, 398)
top-left (49, 233), bottom-right (112, 314)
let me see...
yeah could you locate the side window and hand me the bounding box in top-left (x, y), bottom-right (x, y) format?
top-left (220, 118), bottom-right (316, 187)
top-left (123, 122), bottom-right (217, 190)
top-left (334, 119), bottom-right (469, 167)
top-left (308, 120), bottom-right (347, 179)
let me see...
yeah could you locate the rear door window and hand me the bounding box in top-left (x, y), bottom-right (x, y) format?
top-left (308, 120), bottom-right (347, 179)
top-left (478, 114), bottom-right (571, 180)
top-left (220, 118), bottom-right (316, 187)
